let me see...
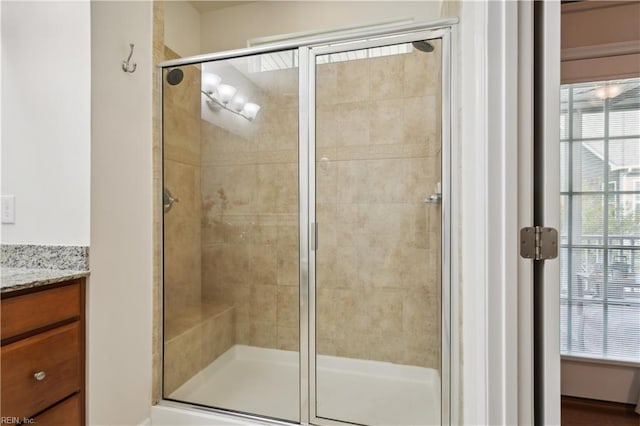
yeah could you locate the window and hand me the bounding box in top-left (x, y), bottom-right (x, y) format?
top-left (246, 19), bottom-right (414, 72)
top-left (247, 44), bottom-right (413, 72)
top-left (560, 77), bottom-right (640, 363)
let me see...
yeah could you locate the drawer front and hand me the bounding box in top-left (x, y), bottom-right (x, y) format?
top-left (1, 322), bottom-right (81, 419)
top-left (1, 281), bottom-right (81, 341)
top-left (32, 394), bottom-right (81, 426)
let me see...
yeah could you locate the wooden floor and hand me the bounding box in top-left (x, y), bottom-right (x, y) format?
top-left (562, 396), bottom-right (640, 426)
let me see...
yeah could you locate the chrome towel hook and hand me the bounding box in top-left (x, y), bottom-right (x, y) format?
top-left (122, 43), bottom-right (137, 73)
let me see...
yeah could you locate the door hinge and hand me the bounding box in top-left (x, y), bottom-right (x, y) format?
top-left (520, 226), bottom-right (558, 260)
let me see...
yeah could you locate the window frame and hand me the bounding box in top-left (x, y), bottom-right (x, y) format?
top-left (560, 78), bottom-right (640, 363)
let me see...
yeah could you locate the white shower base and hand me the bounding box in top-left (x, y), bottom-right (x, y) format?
top-left (165, 345), bottom-right (440, 426)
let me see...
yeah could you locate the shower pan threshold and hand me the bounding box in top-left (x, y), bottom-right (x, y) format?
top-left (166, 345), bottom-right (440, 425)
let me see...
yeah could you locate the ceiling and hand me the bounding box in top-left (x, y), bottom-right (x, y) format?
top-left (189, 1), bottom-right (255, 14)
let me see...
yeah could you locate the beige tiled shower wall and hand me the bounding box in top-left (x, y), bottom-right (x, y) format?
top-left (199, 43), bottom-right (441, 369)
top-left (162, 47), bottom-right (238, 395)
top-left (163, 47), bottom-right (203, 317)
top-left (164, 301), bottom-right (234, 395)
top-left (200, 65), bottom-right (300, 352)
top-left (314, 43), bottom-right (442, 369)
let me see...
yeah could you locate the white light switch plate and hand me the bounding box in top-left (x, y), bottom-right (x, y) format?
top-left (2, 195), bottom-right (15, 224)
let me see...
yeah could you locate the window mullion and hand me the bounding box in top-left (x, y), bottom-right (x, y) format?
top-left (603, 96), bottom-right (610, 358)
top-left (567, 86), bottom-right (574, 353)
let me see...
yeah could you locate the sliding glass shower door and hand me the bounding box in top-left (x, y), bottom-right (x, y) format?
top-left (162, 50), bottom-right (301, 422)
top-left (161, 24), bottom-right (451, 426)
top-left (306, 31), bottom-right (449, 426)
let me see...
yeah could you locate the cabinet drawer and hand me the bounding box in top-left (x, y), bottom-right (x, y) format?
top-left (1, 322), bottom-right (81, 419)
top-left (32, 394), bottom-right (81, 426)
top-left (1, 282), bottom-right (81, 341)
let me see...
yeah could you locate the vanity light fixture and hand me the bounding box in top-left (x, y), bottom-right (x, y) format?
top-left (201, 72), bottom-right (261, 121)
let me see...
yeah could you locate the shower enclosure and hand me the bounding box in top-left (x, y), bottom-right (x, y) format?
top-left (160, 20), bottom-right (454, 426)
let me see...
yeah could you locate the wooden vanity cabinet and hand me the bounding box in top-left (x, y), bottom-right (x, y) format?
top-left (1, 278), bottom-right (85, 425)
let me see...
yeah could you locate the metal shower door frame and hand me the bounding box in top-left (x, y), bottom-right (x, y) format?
top-left (158, 19), bottom-right (456, 426)
top-left (301, 27), bottom-right (453, 426)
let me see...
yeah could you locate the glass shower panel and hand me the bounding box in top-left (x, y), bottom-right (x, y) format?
top-left (314, 40), bottom-right (443, 425)
top-left (162, 50), bottom-right (300, 422)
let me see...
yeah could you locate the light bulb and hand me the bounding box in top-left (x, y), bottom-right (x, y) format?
top-left (229, 95), bottom-right (246, 112)
top-left (241, 102), bottom-right (261, 121)
top-left (595, 84), bottom-right (622, 100)
top-left (607, 84), bottom-right (622, 98)
top-left (216, 84), bottom-right (237, 104)
top-left (202, 73), bottom-right (221, 93)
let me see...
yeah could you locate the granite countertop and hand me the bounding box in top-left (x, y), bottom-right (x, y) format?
top-left (1, 267), bottom-right (90, 294)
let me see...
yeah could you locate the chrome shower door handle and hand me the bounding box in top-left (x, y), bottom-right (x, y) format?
top-left (424, 182), bottom-right (442, 204)
top-left (163, 188), bottom-right (180, 213)
top-left (424, 193), bottom-right (442, 204)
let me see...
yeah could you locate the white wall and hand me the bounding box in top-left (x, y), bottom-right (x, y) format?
top-left (164, 0), bottom-right (201, 57)
top-left (0, 0), bottom-right (3, 228)
top-left (89, 1), bottom-right (153, 425)
top-left (1, 1), bottom-right (91, 246)
top-left (200, 1), bottom-right (442, 53)
top-left (562, 359), bottom-right (640, 404)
